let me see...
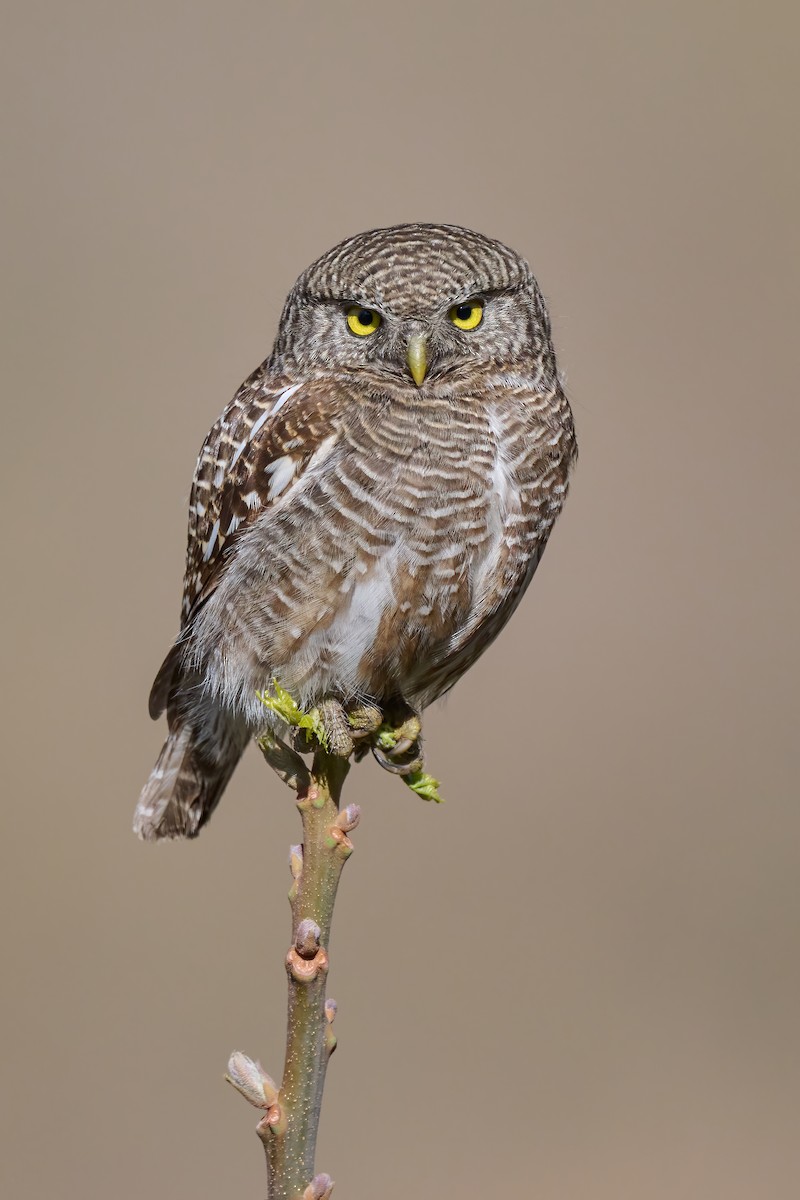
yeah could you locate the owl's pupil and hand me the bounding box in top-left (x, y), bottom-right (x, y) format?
top-left (358, 310), bottom-right (373, 326)
top-left (456, 304), bottom-right (473, 321)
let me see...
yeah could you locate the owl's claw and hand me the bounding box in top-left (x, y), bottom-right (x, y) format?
top-left (385, 734), bottom-right (414, 758)
top-left (370, 707), bottom-right (425, 777)
top-left (371, 744), bottom-right (424, 775)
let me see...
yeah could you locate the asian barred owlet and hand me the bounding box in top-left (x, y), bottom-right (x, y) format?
top-left (135, 223), bottom-right (576, 840)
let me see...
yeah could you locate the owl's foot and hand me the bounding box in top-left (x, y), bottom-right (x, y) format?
top-left (370, 703), bottom-right (443, 802)
top-left (344, 703), bottom-right (382, 764)
top-left (373, 730), bottom-right (443, 802)
top-left (370, 703), bottom-right (425, 775)
top-left (341, 705), bottom-right (423, 772)
top-left (345, 702), bottom-right (384, 739)
top-left (256, 686), bottom-right (443, 799)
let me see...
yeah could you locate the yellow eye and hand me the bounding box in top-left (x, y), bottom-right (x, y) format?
top-left (449, 299), bottom-right (484, 331)
top-left (346, 305), bottom-right (382, 337)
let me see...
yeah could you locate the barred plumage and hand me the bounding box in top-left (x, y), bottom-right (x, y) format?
top-left (136, 223), bottom-right (576, 839)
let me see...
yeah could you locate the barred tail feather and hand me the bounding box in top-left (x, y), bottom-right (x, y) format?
top-left (134, 718), bottom-right (247, 841)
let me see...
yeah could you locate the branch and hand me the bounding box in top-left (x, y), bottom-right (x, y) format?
top-left (227, 736), bottom-right (357, 1200)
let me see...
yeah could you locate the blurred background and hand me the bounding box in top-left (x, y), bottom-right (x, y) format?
top-left (1, 2), bottom-right (798, 1197)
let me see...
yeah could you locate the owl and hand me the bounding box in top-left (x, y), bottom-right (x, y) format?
top-left (135, 223), bottom-right (576, 839)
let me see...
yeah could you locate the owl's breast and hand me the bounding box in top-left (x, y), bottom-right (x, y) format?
top-left (341, 393), bottom-right (557, 699)
top-left (190, 388), bottom-right (572, 719)
top-left (382, 388), bottom-right (575, 705)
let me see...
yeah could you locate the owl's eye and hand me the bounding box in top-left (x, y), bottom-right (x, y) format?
top-left (449, 299), bottom-right (484, 331)
top-left (346, 305), bottom-right (382, 337)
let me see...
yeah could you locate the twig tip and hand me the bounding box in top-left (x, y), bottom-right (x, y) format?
top-left (334, 804), bottom-right (361, 832)
top-left (225, 1051), bottom-right (278, 1108)
top-left (304, 1173), bottom-right (334, 1200)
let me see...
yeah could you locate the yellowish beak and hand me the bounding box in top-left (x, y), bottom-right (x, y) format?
top-left (406, 334), bottom-right (428, 387)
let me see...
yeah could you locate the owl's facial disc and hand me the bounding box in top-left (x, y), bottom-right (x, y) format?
top-left (406, 334), bottom-right (428, 387)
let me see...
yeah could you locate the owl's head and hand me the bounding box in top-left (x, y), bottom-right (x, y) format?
top-left (272, 224), bottom-right (555, 390)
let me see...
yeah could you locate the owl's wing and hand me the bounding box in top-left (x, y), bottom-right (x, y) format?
top-left (148, 365), bottom-right (344, 718)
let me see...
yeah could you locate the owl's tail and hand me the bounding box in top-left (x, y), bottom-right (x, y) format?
top-left (134, 713), bottom-right (249, 841)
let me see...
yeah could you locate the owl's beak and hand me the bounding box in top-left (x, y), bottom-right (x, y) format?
top-left (406, 334), bottom-right (428, 387)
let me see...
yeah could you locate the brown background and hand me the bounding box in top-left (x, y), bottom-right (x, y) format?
top-left (2, 2), bottom-right (798, 1197)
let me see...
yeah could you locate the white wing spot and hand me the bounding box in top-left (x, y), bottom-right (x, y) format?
top-left (306, 433), bottom-right (338, 474)
top-left (229, 438), bottom-right (249, 468)
top-left (266, 455), bottom-right (298, 498)
top-left (229, 384), bottom-right (303, 470)
top-left (203, 519), bottom-right (221, 562)
top-left (247, 406), bottom-right (271, 443)
top-left (269, 382), bottom-right (302, 419)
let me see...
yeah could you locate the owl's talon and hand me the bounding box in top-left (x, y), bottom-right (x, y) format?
top-left (368, 700), bottom-right (425, 776)
top-left (371, 732), bottom-right (424, 776)
top-left (371, 745), bottom-right (424, 776)
top-left (386, 735), bottom-right (414, 758)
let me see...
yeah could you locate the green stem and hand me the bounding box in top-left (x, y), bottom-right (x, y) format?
top-left (259, 750), bottom-right (354, 1200)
